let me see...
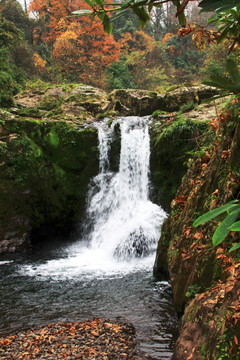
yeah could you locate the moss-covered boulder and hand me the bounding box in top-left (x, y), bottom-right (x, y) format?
top-left (109, 89), bottom-right (164, 116)
top-left (14, 84), bottom-right (112, 123)
top-left (67, 85), bottom-right (110, 114)
top-left (0, 112), bottom-right (98, 254)
top-left (162, 85), bottom-right (218, 112)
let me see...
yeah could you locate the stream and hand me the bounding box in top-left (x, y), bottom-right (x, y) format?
top-left (0, 117), bottom-right (178, 359)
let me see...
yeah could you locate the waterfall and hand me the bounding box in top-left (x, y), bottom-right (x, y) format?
top-left (22, 116), bottom-right (166, 279)
top-left (85, 116), bottom-right (166, 260)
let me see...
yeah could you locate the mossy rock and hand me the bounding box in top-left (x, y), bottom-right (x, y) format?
top-left (38, 96), bottom-right (64, 111)
top-left (109, 89), bottom-right (164, 116)
top-left (0, 117), bottom-right (99, 253)
top-left (150, 118), bottom-right (210, 210)
top-left (16, 107), bottom-right (42, 118)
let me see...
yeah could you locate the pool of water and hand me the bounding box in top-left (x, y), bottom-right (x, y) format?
top-left (0, 238), bottom-right (178, 359)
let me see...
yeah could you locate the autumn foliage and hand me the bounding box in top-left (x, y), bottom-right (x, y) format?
top-left (53, 16), bottom-right (120, 87)
top-left (33, 53), bottom-right (46, 75)
top-left (119, 30), bottom-right (154, 54)
top-left (29, 0), bottom-right (120, 87)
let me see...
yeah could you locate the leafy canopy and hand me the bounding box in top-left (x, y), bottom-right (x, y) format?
top-left (73, 0), bottom-right (240, 35)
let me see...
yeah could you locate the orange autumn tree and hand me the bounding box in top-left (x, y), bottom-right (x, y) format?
top-left (29, 0), bottom-right (120, 86)
top-left (29, 0), bottom-right (71, 44)
top-left (33, 52), bottom-right (47, 75)
top-left (52, 17), bottom-right (120, 87)
top-left (119, 30), bottom-right (154, 55)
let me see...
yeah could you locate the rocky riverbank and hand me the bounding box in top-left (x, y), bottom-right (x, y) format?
top-left (154, 98), bottom-right (240, 359)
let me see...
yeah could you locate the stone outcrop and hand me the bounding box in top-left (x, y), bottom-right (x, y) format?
top-left (154, 101), bottom-right (240, 359)
top-left (109, 86), bottom-right (218, 115)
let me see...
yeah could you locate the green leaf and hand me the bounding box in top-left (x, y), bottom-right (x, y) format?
top-left (228, 220), bottom-right (240, 231)
top-left (199, 0), bottom-right (240, 12)
top-left (203, 76), bottom-right (236, 92)
top-left (134, 0), bottom-right (148, 6)
top-left (110, 9), bottom-right (130, 23)
top-left (212, 209), bottom-right (240, 247)
top-left (217, 26), bottom-right (231, 44)
top-left (226, 58), bottom-right (240, 83)
top-left (103, 15), bottom-right (113, 34)
top-left (229, 242), bottom-right (240, 252)
top-left (72, 9), bottom-right (93, 15)
top-left (84, 0), bottom-right (94, 7)
top-left (148, 3), bottom-right (154, 12)
top-left (193, 200), bottom-right (239, 227)
top-left (132, 5), bottom-right (150, 22)
top-left (227, 204), bottom-right (240, 214)
top-left (171, 0), bottom-right (186, 27)
top-left (97, 11), bottom-right (105, 21)
top-left (120, 0), bottom-right (133, 9)
top-left (201, 94), bottom-right (230, 104)
top-left (207, 15), bottom-right (216, 23)
top-left (95, 0), bottom-right (104, 6)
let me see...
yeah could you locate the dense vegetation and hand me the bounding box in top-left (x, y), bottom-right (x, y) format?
top-left (0, 0), bottom-right (234, 107)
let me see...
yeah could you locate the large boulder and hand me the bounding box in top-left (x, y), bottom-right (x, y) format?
top-left (109, 89), bottom-right (164, 116)
top-left (162, 85), bottom-right (218, 112)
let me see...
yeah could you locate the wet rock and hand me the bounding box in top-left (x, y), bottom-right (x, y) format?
top-left (114, 228), bottom-right (150, 259)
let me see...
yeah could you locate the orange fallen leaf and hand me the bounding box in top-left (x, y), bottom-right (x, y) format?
top-left (90, 330), bottom-right (99, 337)
top-left (233, 335), bottom-right (238, 345)
top-left (194, 232), bottom-right (203, 240)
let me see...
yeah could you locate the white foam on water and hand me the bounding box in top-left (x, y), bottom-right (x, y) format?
top-left (0, 260), bottom-right (13, 265)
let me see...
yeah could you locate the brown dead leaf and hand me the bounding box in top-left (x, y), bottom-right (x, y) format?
top-left (197, 292), bottom-right (207, 301)
top-left (233, 336), bottom-right (238, 345)
top-left (194, 232), bottom-right (203, 240)
top-left (90, 330), bottom-right (99, 337)
top-left (184, 228), bottom-right (191, 237)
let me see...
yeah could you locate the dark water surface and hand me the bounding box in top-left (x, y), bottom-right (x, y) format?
top-left (0, 238), bottom-right (178, 359)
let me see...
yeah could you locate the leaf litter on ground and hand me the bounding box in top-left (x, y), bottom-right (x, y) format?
top-left (0, 318), bottom-right (138, 359)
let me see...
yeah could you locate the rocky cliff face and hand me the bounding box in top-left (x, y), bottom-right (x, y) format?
top-left (0, 114), bottom-right (99, 254)
top-left (0, 83), bottom-right (216, 254)
top-left (154, 99), bottom-right (240, 360)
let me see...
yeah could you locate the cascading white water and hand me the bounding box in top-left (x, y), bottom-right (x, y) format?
top-left (86, 116), bottom-right (165, 260)
top-left (22, 116), bottom-right (166, 279)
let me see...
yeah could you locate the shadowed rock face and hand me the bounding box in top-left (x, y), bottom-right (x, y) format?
top-left (0, 114), bottom-right (99, 254)
top-left (154, 104), bottom-right (240, 360)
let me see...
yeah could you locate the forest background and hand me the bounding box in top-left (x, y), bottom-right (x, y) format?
top-left (0, 0), bottom-right (231, 106)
